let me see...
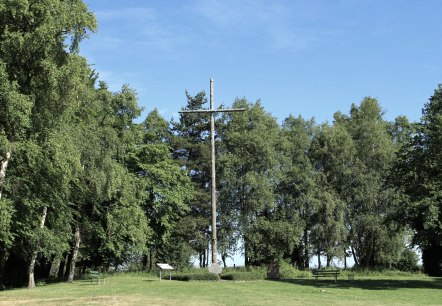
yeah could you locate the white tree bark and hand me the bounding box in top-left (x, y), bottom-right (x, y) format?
top-left (28, 207), bottom-right (47, 289)
top-left (67, 224), bottom-right (81, 283)
top-left (49, 256), bottom-right (61, 279)
top-left (0, 150), bottom-right (12, 289)
top-left (0, 151), bottom-right (11, 200)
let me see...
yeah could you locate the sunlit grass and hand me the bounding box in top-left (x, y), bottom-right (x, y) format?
top-left (0, 272), bottom-right (441, 305)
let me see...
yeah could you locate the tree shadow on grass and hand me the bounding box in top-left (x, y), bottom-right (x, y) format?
top-left (273, 278), bottom-right (442, 290)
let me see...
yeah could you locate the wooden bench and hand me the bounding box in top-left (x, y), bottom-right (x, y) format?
top-left (90, 271), bottom-right (105, 284)
top-left (312, 269), bottom-right (340, 282)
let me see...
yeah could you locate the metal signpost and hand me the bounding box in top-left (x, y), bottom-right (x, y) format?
top-left (179, 79), bottom-right (245, 274)
top-left (157, 263), bottom-right (174, 280)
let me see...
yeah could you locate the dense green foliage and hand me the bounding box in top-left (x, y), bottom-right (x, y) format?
top-left (0, 0), bottom-right (441, 291)
top-left (171, 91), bottom-right (212, 268)
top-left (393, 85), bottom-right (442, 276)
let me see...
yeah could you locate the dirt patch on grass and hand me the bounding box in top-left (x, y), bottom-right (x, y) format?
top-left (0, 296), bottom-right (221, 306)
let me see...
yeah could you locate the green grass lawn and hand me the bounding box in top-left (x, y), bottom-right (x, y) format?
top-left (1, 273), bottom-right (441, 305)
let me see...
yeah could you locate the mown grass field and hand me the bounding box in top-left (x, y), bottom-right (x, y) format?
top-left (0, 273), bottom-right (441, 305)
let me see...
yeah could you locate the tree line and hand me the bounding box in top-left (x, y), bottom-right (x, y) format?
top-left (1, 0), bottom-right (441, 289)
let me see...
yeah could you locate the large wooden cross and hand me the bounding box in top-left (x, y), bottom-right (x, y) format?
top-left (179, 79), bottom-right (245, 273)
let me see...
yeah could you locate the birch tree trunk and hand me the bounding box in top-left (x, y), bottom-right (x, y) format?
top-left (221, 253), bottom-right (227, 268)
top-left (0, 151), bottom-right (11, 200)
top-left (317, 249), bottom-right (322, 269)
top-left (58, 253), bottom-right (69, 279)
top-left (67, 224), bottom-right (81, 283)
top-left (205, 243), bottom-right (209, 268)
top-left (0, 151), bottom-right (12, 288)
top-left (49, 256), bottom-right (61, 279)
top-left (344, 249), bottom-right (347, 270)
top-left (351, 245), bottom-right (359, 267)
top-left (28, 206), bottom-right (47, 289)
top-left (326, 254), bottom-right (331, 267)
top-left (303, 229), bottom-right (309, 269)
top-left (0, 243), bottom-right (9, 289)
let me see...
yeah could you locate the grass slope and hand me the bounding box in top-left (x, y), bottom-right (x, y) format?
top-left (0, 273), bottom-right (441, 305)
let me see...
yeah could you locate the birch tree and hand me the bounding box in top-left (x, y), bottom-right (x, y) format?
top-left (218, 99), bottom-right (280, 266)
top-left (334, 98), bottom-right (405, 268)
top-left (393, 85), bottom-right (442, 276)
top-left (0, 0), bottom-right (95, 288)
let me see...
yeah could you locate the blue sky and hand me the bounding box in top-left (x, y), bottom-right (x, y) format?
top-left (81, 0), bottom-right (442, 124)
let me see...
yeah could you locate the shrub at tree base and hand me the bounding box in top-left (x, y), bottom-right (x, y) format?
top-left (278, 261), bottom-right (312, 279)
top-left (220, 271), bottom-right (266, 281)
top-left (395, 249), bottom-right (420, 272)
top-left (171, 273), bottom-right (220, 281)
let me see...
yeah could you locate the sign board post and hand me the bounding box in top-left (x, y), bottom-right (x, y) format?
top-left (156, 263), bottom-right (174, 281)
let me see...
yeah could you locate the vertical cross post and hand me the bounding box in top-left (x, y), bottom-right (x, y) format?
top-left (179, 79), bottom-right (245, 273)
top-left (209, 79), bottom-right (217, 269)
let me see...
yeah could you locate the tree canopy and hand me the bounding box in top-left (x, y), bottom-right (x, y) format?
top-left (1, 0), bottom-right (442, 290)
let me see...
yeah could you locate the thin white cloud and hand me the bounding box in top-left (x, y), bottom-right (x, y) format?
top-left (95, 7), bottom-right (157, 24)
top-left (91, 6), bottom-right (193, 55)
top-left (190, 0), bottom-right (330, 52)
top-left (84, 36), bottom-right (125, 52)
top-left (87, 1), bottom-right (333, 58)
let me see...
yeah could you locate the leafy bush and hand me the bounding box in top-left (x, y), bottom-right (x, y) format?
top-left (223, 266), bottom-right (267, 273)
top-left (220, 266), bottom-right (266, 281)
top-left (395, 249), bottom-right (420, 272)
top-left (171, 272), bottom-right (220, 281)
top-left (279, 261), bottom-right (312, 279)
top-left (220, 271), bottom-right (265, 281)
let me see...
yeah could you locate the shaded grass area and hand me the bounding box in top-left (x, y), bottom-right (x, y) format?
top-left (276, 278), bottom-right (442, 290)
top-left (0, 273), bottom-right (441, 305)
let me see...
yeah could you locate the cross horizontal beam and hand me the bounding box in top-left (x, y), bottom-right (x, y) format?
top-left (179, 108), bottom-right (246, 114)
